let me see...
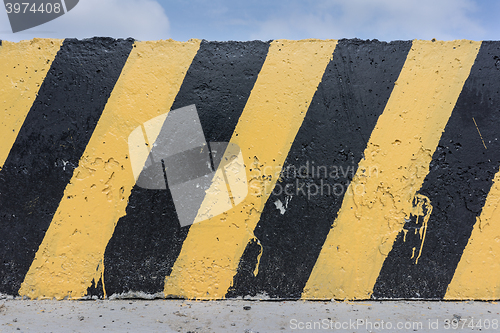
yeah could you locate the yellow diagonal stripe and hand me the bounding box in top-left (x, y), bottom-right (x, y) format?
top-left (445, 169), bottom-right (500, 300)
top-left (19, 40), bottom-right (201, 300)
top-left (0, 39), bottom-right (62, 168)
top-left (164, 39), bottom-right (338, 299)
top-left (303, 40), bottom-right (481, 300)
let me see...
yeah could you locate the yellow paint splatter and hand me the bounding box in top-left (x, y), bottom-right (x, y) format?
top-left (407, 194), bottom-right (433, 265)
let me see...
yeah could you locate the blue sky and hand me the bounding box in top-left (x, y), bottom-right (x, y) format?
top-left (1, 0), bottom-right (500, 42)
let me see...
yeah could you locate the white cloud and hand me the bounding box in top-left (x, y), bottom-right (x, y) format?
top-left (249, 0), bottom-right (485, 41)
top-left (0, 0), bottom-right (170, 42)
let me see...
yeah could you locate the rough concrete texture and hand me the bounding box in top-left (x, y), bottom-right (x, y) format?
top-left (1, 38), bottom-right (500, 301)
top-left (1, 298), bottom-right (500, 332)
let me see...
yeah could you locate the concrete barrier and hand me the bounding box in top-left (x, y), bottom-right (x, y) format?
top-left (1, 38), bottom-right (499, 300)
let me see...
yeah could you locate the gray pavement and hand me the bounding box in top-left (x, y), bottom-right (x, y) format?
top-left (1, 297), bottom-right (499, 332)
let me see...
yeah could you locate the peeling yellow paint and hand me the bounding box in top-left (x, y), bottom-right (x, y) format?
top-left (164, 39), bottom-right (338, 299)
top-left (0, 39), bottom-right (62, 168)
top-left (303, 40), bottom-right (481, 300)
top-left (445, 169), bottom-right (500, 300)
top-left (19, 39), bottom-right (201, 300)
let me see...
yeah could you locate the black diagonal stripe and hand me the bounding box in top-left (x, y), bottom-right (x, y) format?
top-left (0, 37), bottom-right (134, 295)
top-left (226, 39), bottom-right (412, 299)
top-left (372, 41), bottom-right (500, 300)
top-left (103, 41), bottom-right (270, 297)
